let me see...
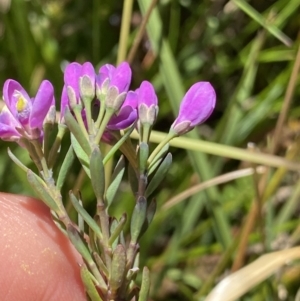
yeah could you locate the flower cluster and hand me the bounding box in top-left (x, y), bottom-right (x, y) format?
top-left (0, 61), bottom-right (217, 301)
top-left (0, 61), bottom-right (216, 145)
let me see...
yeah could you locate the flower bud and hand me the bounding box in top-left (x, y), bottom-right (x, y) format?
top-left (137, 81), bottom-right (158, 126)
top-left (170, 82), bottom-right (216, 135)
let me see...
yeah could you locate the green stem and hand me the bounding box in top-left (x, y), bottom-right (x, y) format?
top-left (84, 100), bottom-right (93, 135)
top-left (43, 123), bottom-right (53, 161)
top-left (94, 99), bottom-right (106, 130)
top-left (103, 126), bottom-right (135, 165)
top-left (31, 139), bottom-right (51, 180)
top-left (74, 106), bottom-right (89, 140)
top-left (97, 205), bottom-right (112, 272)
top-left (48, 124), bottom-right (67, 168)
top-left (147, 132), bottom-right (175, 164)
top-left (95, 109), bottom-right (115, 145)
top-left (117, 0), bottom-right (134, 64)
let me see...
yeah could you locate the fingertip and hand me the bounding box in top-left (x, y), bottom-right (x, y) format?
top-left (0, 193), bottom-right (87, 301)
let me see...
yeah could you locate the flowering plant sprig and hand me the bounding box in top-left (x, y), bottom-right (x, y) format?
top-left (0, 61), bottom-right (216, 301)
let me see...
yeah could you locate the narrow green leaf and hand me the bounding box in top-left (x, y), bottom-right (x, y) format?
top-left (106, 156), bottom-right (125, 208)
top-left (56, 145), bottom-right (75, 190)
top-left (146, 199), bottom-right (156, 226)
top-left (128, 163), bottom-right (139, 196)
top-left (80, 263), bottom-right (103, 301)
top-left (109, 214), bottom-right (127, 247)
top-left (64, 108), bottom-right (91, 156)
top-left (27, 170), bottom-right (59, 212)
top-left (103, 125), bottom-right (135, 165)
top-left (138, 267), bottom-right (150, 301)
top-left (130, 196), bottom-right (147, 243)
top-left (138, 142), bottom-right (149, 173)
top-left (90, 146), bottom-right (105, 200)
top-left (110, 245), bottom-right (126, 292)
top-left (67, 223), bottom-right (107, 291)
top-left (93, 252), bottom-right (109, 278)
top-left (7, 148), bottom-right (29, 173)
top-left (146, 153), bottom-right (172, 197)
top-left (232, 0), bottom-right (292, 46)
top-left (110, 218), bottom-right (119, 249)
top-left (71, 133), bottom-right (90, 177)
top-left (140, 199), bottom-right (156, 238)
top-left (148, 143), bottom-right (169, 175)
top-left (69, 192), bottom-right (103, 240)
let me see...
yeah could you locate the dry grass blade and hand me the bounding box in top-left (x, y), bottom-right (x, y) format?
top-left (204, 247), bottom-right (300, 301)
top-left (162, 166), bottom-right (266, 210)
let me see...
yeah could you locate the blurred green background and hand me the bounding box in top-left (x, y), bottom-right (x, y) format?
top-left (1, 0), bottom-right (300, 300)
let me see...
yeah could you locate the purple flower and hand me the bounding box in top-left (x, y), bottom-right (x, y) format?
top-left (107, 91), bottom-right (138, 130)
top-left (170, 82), bottom-right (216, 135)
top-left (96, 62), bottom-right (132, 111)
top-left (96, 62), bottom-right (131, 95)
top-left (0, 79), bottom-right (54, 141)
top-left (137, 81), bottom-right (158, 126)
top-left (60, 62), bottom-right (95, 119)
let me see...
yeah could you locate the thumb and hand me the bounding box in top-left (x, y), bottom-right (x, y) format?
top-left (0, 193), bottom-right (87, 301)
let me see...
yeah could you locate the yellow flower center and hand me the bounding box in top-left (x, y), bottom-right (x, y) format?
top-left (16, 95), bottom-right (27, 112)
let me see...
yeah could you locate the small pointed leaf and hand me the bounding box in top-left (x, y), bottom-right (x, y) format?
top-left (27, 170), bottom-right (59, 212)
top-left (103, 125), bottom-right (135, 165)
top-left (128, 164), bottom-right (138, 195)
top-left (110, 245), bottom-right (126, 293)
top-left (8, 148), bottom-right (29, 173)
top-left (130, 196), bottom-right (147, 243)
top-left (110, 218), bottom-right (119, 250)
top-left (106, 156), bottom-right (125, 208)
top-left (140, 199), bottom-right (156, 237)
top-left (80, 263), bottom-right (103, 301)
top-left (138, 142), bottom-right (149, 173)
top-left (109, 214), bottom-right (127, 247)
top-left (148, 143), bottom-right (169, 175)
top-left (146, 153), bottom-right (172, 197)
top-left (64, 108), bottom-right (91, 156)
top-left (71, 133), bottom-right (90, 177)
top-left (138, 267), bottom-right (150, 301)
top-left (69, 192), bottom-right (102, 240)
top-left (93, 252), bottom-right (109, 278)
top-left (90, 147), bottom-right (105, 200)
top-left (66, 223), bottom-right (107, 290)
top-left (57, 145), bottom-right (75, 190)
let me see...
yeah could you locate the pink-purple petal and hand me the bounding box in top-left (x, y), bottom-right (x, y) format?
top-left (110, 62), bottom-right (132, 93)
top-left (137, 81), bottom-right (157, 107)
top-left (60, 85), bottom-right (69, 120)
top-left (3, 79), bottom-right (31, 118)
top-left (0, 107), bottom-right (21, 139)
top-left (97, 64), bottom-right (115, 87)
top-left (64, 62), bottom-right (82, 99)
top-left (82, 62), bottom-right (96, 83)
top-left (107, 106), bottom-right (137, 130)
top-left (123, 91), bottom-right (138, 109)
top-left (30, 80), bottom-right (54, 128)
